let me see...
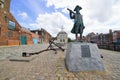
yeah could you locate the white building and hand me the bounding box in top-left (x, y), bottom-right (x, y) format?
top-left (56, 26), bottom-right (68, 44)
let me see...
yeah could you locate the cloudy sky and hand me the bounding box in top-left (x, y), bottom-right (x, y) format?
top-left (10, 0), bottom-right (120, 39)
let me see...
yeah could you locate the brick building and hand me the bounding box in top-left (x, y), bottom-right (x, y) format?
top-left (86, 32), bottom-right (95, 42)
top-left (0, 0), bottom-right (34, 46)
top-left (31, 28), bottom-right (52, 43)
top-left (0, 0), bottom-right (52, 46)
top-left (31, 32), bottom-right (39, 44)
top-left (113, 30), bottom-right (120, 43)
top-left (86, 30), bottom-right (119, 45)
top-left (87, 30), bottom-right (120, 51)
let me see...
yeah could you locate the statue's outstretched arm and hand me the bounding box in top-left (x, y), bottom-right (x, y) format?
top-left (67, 8), bottom-right (75, 19)
top-left (70, 11), bottom-right (75, 19)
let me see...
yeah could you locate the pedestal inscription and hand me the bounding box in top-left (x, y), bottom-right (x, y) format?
top-left (81, 45), bottom-right (91, 57)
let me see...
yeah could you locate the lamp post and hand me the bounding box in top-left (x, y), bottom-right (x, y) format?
top-left (19, 30), bottom-right (21, 45)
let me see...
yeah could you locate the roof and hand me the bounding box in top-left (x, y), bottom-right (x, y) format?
top-left (58, 31), bottom-right (67, 34)
top-left (113, 30), bottom-right (120, 33)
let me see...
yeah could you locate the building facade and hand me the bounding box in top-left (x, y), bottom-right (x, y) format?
top-left (0, 0), bottom-right (35, 46)
top-left (86, 30), bottom-right (120, 51)
top-left (56, 30), bottom-right (68, 44)
top-left (87, 30), bottom-right (113, 44)
top-left (86, 32), bottom-right (95, 42)
top-left (113, 30), bottom-right (120, 43)
top-left (31, 28), bottom-right (52, 43)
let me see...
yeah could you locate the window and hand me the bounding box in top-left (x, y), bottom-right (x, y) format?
top-left (117, 38), bottom-right (120, 43)
top-left (8, 21), bottom-right (16, 30)
top-left (63, 39), bottom-right (65, 42)
top-left (0, 0), bottom-right (4, 8)
top-left (8, 31), bottom-right (13, 37)
top-left (60, 39), bottom-right (62, 42)
top-left (5, 16), bottom-right (7, 23)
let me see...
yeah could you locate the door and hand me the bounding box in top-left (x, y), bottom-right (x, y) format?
top-left (20, 35), bottom-right (27, 45)
top-left (33, 38), bottom-right (38, 44)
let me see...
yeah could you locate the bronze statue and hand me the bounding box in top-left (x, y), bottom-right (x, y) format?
top-left (67, 5), bottom-right (85, 41)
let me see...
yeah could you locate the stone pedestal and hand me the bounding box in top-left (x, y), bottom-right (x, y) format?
top-left (65, 42), bottom-right (105, 72)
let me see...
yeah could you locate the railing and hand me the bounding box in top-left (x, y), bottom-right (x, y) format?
top-left (98, 44), bottom-right (120, 51)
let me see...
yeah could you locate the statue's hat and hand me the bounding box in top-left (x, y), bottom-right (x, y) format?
top-left (74, 5), bottom-right (82, 11)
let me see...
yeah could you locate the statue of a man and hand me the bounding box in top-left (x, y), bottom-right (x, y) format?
top-left (68, 5), bottom-right (85, 41)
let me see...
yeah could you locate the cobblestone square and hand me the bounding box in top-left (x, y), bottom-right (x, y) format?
top-left (0, 44), bottom-right (120, 80)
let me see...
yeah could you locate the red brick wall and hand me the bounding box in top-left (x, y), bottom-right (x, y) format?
top-left (20, 31), bottom-right (33, 45)
top-left (117, 32), bottom-right (120, 38)
top-left (27, 41), bottom-right (33, 44)
top-left (0, 0), bottom-right (33, 46)
top-left (0, 40), bottom-right (8, 46)
top-left (27, 34), bottom-right (33, 44)
top-left (8, 40), bottom-right (19, 45)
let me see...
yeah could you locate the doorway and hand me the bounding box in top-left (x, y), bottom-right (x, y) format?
top-left (20, 35), bottom-right (27, 45)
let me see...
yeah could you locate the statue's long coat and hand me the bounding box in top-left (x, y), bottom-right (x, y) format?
top-left (70, 13), bottom-right (84, 34)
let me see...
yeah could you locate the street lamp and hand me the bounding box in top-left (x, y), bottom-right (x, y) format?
top-left (19, 30), bottom-right (21, 45)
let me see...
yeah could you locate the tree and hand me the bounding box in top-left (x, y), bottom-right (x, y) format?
top-left (68, 37), bottom-right (73, 42)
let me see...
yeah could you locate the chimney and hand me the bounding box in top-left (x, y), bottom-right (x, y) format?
top-left (109, 29), bottom-right (112, 34)
top-left (109, 29), bottom-right (113, 43)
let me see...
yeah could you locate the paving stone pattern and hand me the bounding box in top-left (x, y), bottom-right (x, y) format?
top-left (0, 44), bottom-right (48, 60)
top-left (0, 44), bottom-right (120, 80)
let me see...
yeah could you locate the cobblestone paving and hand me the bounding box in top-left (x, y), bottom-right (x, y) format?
top-left (0, 45), bottom-right (120, 80)
top-left (0, 44), bottom-right (48, 60)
